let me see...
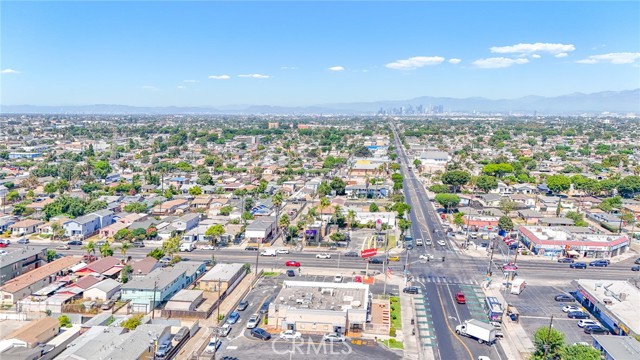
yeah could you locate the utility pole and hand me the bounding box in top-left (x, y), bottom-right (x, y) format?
top-left (542, 315), bottom-right (554, 359)
top-left (486, 240), bottom-right (495, 277)
top-left (217, 278), bottom-right (222, 322)
top-left (151, 279), bottom-right (158, 319)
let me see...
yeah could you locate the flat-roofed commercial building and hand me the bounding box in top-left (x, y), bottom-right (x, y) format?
top-left (518, 226), bottom-right (629, 258)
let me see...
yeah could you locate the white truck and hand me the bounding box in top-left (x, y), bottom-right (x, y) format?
top-left (179, 242), bottom-right (196, 252)
top-left (510, 278), bottom-right (526, 295)
top-left (260, 249), bottom-right (276, 256)
top-left (455, 319), bottom-right (497, 345)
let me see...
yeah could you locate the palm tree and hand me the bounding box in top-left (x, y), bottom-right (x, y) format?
top-left (333, 205), bottom-right (342, 225)
top-left (278, 214), bottom-right (290, 243)
top-left (82, 241), bottom-right (96, 256)
top-left (99, 242), bottom-right (113, 257)
top-left (273, 192), bottom-right (283, 238)
top-left (120, 241), bottom-right (131, 262)
top-left (346, 210), bottom-right (357, 232)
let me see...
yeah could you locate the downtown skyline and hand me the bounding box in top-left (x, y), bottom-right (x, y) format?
top-left (1, 1), bottom-right (639, 108)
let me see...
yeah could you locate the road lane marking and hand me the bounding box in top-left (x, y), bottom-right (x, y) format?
top-left (435, 285), bottom-right (474, 360)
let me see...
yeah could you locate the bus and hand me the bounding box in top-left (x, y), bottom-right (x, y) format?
top-left (485, 296), bottom-right (504, 322)
top-left (404, 228), bottom-right (414, 247)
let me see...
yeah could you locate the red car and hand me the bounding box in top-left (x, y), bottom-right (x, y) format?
top-left (455, 292), bottom-right (466, 304)
top-left (0, 242), bottom-right (8, 248)
top-left (285, 261), bottom-right (301, 267)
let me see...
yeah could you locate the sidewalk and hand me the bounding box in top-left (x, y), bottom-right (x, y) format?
top-left (483, 283), bottom-right (534, 360)
top-left (399, 292), bottom-right (422, 360)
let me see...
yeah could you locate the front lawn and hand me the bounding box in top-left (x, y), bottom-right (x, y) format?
top-left (390, 296), bottom-right (401, 329)
top-left (378, 338), bottom-right (404, 349)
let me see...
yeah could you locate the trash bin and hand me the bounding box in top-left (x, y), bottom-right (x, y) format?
top-left (411, 319), bottom-right (415, 325)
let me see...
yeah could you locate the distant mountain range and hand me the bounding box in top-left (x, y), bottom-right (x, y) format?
top-left (2, 89), bottom-right (638, 115)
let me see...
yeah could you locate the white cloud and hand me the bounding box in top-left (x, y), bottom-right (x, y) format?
top-left (328, 66), bottom-right (345, 71)
top-left (177, 85), bottom-right (186, 89)
top-left (448, 58), bottom-right (462, 64)
top-left (183, 79), bottom-right (199, 83)
top-left (208, 75), bottom-right (230, 80)
top-left (554, 53), bottom-right (568, 58)
top-left (576, 52), bottom-right (640, 64)
top-left (472, 57), bottom-right (529, 69)
top-left (1, 68), bottom-right (20, 74)
top-left (531, 54), bottom-right (541, 59)
top-left (141, 85), bottom-right (158, 91)
top-left (238, 74), bottom-right (271, 79)
top-left (280, 66), bottom-right (297, 70)
top-left (490, 42), bottom-right (576, 56)
top-left (385, 56), bottom-right (445, 70)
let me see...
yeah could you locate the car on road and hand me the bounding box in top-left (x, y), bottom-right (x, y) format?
top-left (334, 274), bottom-right (343, 283)
top-left (132, 241), bottom-right (145, 248)
top-left (204, 337), bottom-right (222, 352)
top-left (227, 311), bottom-right (240, 324)
top-left (562, 305), bottom-right (581, 313)
top-left (555, 294), bottom-right (575, 302)
top-left (56, 244), bottom-right (70, 250)
top-left (322, 332), bottom-right (346, 342)
top-left (368, 257), bottom-right (385, 264)
top-left (245, 245), bottom-right (259, 251)
top-left (201, 244), bottom-right (215, 250)
top-left (568, 311), bottom-right (590, 319)
top-left (219, 324), bottom-right (232, 337)
top-left (17, 238), bottom-right (30, 244)
top-left (437, 240), bottom-right (446, 246)
top-left (237, 300), bottom-right (249, 311)
top-left (419, 254), bottom-right (434, 260)
top-left (425, 239), bottom-right (432, 246)
top-left (632, 266), bottom-right (640, 271)
top-left (250, 328), bottom-right (271, 341)
top-left (276, 249), bottom-right (289, 254)
top-left (589, 260), bottom-right (608, 267)
top-left (455, 292), bottom-right (466, 304)
top-left (246, 314), bottom-right (261, 329)
top-left (0, 250), bottom-right (7, 256)
top-left (577, 319), bottom-right (599, 328)
top-left (259, 298), bottom-right (272, 314)
top-left (286, 269), bottom-right (296, 277)
top-left (344, 251), bottom-right (359, 257)
top-left (388, 255), bottom-right (400, 261)
top-left (584, 325), bottom-right (609, 335)
top-left (279, 330), bottom-right (302, 340)
top-left (316, 253), bottom-right (331, 259)
top-left (0, 241), bottom-right (8, 248)
top-left (557, 258), bottom-right (574, 263)
top-left (67, 240), bottom-right (83, 246)
top-left (570, 262), bottom-right (587, 269)
top-left (285, 261), bottom-right (301, 267)
top-left (502, 262), bottom-right (518, 270)
top-left (403, 286), bottom-right (419, 294)
top-left (95, 240), bottom-right (106, 246)
top-left (635, 257), bottom-right (640, 265)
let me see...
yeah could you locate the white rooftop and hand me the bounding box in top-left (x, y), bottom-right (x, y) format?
top-left (576, 279), bottom-right (640, 335)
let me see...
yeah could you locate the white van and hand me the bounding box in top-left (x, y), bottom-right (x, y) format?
top-left (179, 242), bottom-right (196, 252)
top-left (260, 249), bottom-right (276, 256)
top-left (415, 238), bottom-right (424, 246)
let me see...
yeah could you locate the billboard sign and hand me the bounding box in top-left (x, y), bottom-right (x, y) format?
top-left (360, 248), bottom-right (378, 258)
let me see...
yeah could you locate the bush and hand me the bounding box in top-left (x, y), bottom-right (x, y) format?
top-left (389, 327), bottom-right (396, 337)
top-left (58, 315), bottom-right (72, 328)
top-left (121, 314), bottom-right (143, 330)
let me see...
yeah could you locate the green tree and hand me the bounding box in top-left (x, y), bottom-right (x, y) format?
top-left (99, 242), bottom-right (113, 257)
top-left (82, 241), bottom-right (96, 256)
top-left (124, 202), bottom-right (147, 213)
top-left (121, 314), bottom-right (144, 330)
top-left (58, 315), bottom-right (72, 328)
top-left (188, 185), bottom-right (203, 196)
top-left (561, 344), bottom-right (601, 360)
top-left (565, 211), bottom-right (588, 227)
top-left (346, 209), bottom-right (357, 231)
top-left (434, 193), bottom-right (461, 213)
top-left (429, 184), bottom-right (450, 194)
top-left (114, 228), bottom-right (132, 242)
top-left (453, 212), bottom-right (465, 227)
top-left (398, 219), bottom-right (411, 236)
top-left (218, 205), bottom-right (233, 216)
top-left (476, 175), bottom-right (498, 193)
top-left (278, 213), bottom-right (291, 241)
top-left (329, 177), bottom-right (346, 195)
top-left (369, 202), bottom-right (380, 212)
top-left (441, 170), bottom-right (471, 193)
top-left (85, 200), bottom-right (108, 213)
top-left (499, 198), bottom-right (517, 214)
top-left (92, 160), bottom-right (113, 179)
top-left (546, 174), bottom-right (571, 194)
top-left (617, 175), bottom-right (640, 198)
top-left (44, 182), bottom-right (58, 195)
top-left (531, 326), bottom-right (565, 360)
top-left (162, 236), bottom-right (181, 257)
top-left (6, 190), bottom-right (20, 203)
top-left (147, 248), bottom-right (165, 260)
top-left (205, 224), bottom-right (225, 246)
top-left (498, 216), bottom-right (514, 232)
top-left (482, 163), bottom-right (513, 177)
top-left (120, 264), bottom-right (132, 283)
top-left (119, 241), bottom-right (131, 261)
top-left (46, 249), bottom-right (58, 262)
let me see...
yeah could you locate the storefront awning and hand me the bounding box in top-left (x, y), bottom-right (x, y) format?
top-left (567, 250), bottom-right (580, 257)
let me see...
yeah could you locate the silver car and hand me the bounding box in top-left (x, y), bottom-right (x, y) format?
top-left (322, 332), bottom-right (346, 342)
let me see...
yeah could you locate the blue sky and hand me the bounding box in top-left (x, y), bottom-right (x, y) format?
top-left (1, 1), bottom-right (639, 107)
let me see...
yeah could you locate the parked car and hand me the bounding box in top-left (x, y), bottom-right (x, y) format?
top-left (155, 341), bottom-right (173, 358)
top-left (286, 269), bottom-right (296, 277)
top-left (568, 311), bottom-right (590, 319)
top-left (589, 260), bottom-right (608, 267)
top-left (101, 299), bottom-right (116, 310)
top-left (201, 244), bottom-right (215, 250)
top-left (584, 325), bottom-right (609, 335)
top-left (219, 324), bottom-right (232, 337)
top-left (174, 326), bottom-right (190, 342)
top-left (250, 328), bottom-right (271, 341)
top-left (344, 251), bottom-right (359, 257)
top-left (570, 262), bottom-right (587, 269)
top-left (227, 311), bottom-right (240, 324)
top-left (455, 292), bottom-right (466, 304)
top-left (246, 314), bottom-right (261, 329)
top-left (237, 300), bottom-right (249, 311)
top-left (259, 298), bottom-right (272, 314)
top-left (562, 305), bottom-right (580, 313)
top-left (555, 294), bottom-right (575, 302)
top-left (557, 258), bottom-right (574, 263)
top-left (285, 261), bottom-right (301, 267)
top-left (316, 253), bottom-right (331, 259)
top-left (67, 240), bottom-right (83, 246)
top-left (279, 330), bottom-right (302, 340)
top-left (17, 238), bottom-right (29, 244)
top-left (322, 332), bottom-right (346, 342)
top-left (204, 337), bottom-right (222, 353)
top-left (577, 319), bottom-right (599, 328)
top-left (403, 286), bottom-right (419, 294)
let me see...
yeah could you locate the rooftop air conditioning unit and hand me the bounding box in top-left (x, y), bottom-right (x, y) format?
top-left (602, 298), bottom-right (613, 305)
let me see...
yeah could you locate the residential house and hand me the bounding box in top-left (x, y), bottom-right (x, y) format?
top-left (151, 199), bottom-right (189, 215)
top-left (83, 278), bottom-right (121, 301)
top-left (75, 256), bottom-right (121, 278)
top-left (8, 219), bottom-right (45, 236)
top-left (0, 216), bottom-right (17, 232)
top-left (473, 194), bottom-right (502, 208)
top-left (173, 213), bottom-right (200, 232)
top-left (540, 217), bottom-right (575, 227)
top-left (0, 246), bottom-right (48, 282)
top-left (62, 214), bottom-right (100, 239)
top-left (196, 263), bottom-right (245, 295)
top-left (4, 316), bottom-right (59, 348)
top-left (345, 184), bottom-right (389, 198)
top-left (99, 221), bottom-right (128, 238)
top-left (518, 209), bottom-right (545, 225)
top-left (245, 216), bottom-right (277, 244)
top-left (190, 196), bottom-right (212, 210)
top-left (130, 257), bottom-right (159, 278)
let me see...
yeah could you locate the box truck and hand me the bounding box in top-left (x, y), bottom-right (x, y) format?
top-left (455, 319), bottom-right (497, 345)
top-left (179, 242), bottom-right (196, 252)
top-left (510, 278), bottom-right (526, 295)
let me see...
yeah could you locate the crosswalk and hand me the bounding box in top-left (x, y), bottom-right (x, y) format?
top-left (413, 274), bottom-right (480, 285)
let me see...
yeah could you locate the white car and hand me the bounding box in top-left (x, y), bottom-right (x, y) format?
top-left (279, 330), bottom-right (302, 340)
top-left (201, 244), bottom-right (215, 250)
top-left (562, 305), bottom-right (581, 313)
top-left (276, 249), bottom-right (290, 254)
top-left (0, 250), bottom-right (7, 256)
top-left (334, 274), bottom-right (343, 283)
top-left (437, 240), bottom-right (446, 246)
top-left (246, 314), bottom-right (261, 329)
top-left (316, 253), bottom-right (331, 259)
top-left (219, 323), bottom-right (232, 337)
top-left (204, 337), bottom-right (221, 353)
top-left (577, 319), bottom-right (599, 328)
top-left (419, 254), bottom-right (434, 260)
top-left (322, 332), bottom-right (346, 342)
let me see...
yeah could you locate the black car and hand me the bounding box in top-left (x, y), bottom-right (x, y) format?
top-left (403, 286), bottom-right (419, 294)
top-left (570, 262), bottom-right (587, 269)
top-left (132, 241), bottom-right (145, 248)
top-left (631, 266), bottom-right (640, 271)
top-left (589, 260), bottom-right (608, 267)
top-left (368, 257), bottom-right (386, 264)
top-left (286, 269), bottom-right (296, 277)
top-left (344, 251), bottom-right (359, 257)
top-left (250, 328), bottom-right (271, 340)
top-left (237, 300), bottom-right (249, 311)
top-left (260, 297), bottom-right (273, 314)
top-left (635, 257), bottom-right (640, 265)
top-left (557, 258), bottom-right (574, 263)
top-left (584, 325), bottom-right (608, 334)
top-left (67, 240), bottom-right (83, 246)
top-left (568, 311), bottom-right (590, 319)
top-left (554, 294), bottom-right (574, 302)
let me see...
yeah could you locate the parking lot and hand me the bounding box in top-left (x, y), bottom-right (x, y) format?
top-left (504, 284), bottom-right (595, 345)
top-left (212, 274), bottom-right (401, 359)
